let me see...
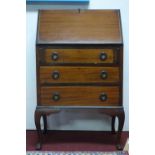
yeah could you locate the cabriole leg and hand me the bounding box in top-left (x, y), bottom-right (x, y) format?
top-left (34, 110), bottom-right (42, 150)
top-left (111, 116), bottom-right (116, 134)
top-left (43, 114), bottom-right (47, 134)
top-left (116, 110), bottom-right (125, 150)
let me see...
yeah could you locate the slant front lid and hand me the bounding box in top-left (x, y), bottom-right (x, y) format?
top-left (37, 10), bottom-right (123, 44)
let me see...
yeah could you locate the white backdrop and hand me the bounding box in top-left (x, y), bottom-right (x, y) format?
top-left (26, 0), bottom-right (129, 131)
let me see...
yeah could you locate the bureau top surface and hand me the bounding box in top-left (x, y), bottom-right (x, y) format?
top-left (37, 10), bottom-right (123, 45)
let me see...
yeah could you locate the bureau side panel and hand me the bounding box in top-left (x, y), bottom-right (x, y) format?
top-left (36, 46), bottom-right (43, 106)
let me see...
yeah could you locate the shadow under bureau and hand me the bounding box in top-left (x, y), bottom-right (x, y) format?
top-left (35, 10), bottom-right (125, 150)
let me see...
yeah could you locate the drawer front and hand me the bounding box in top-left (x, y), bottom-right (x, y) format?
top-left (40, 66), bottom-right (119, 84)
top-left (40, 49), bottom-right (115, 64)
top-left (40, 86), bottom-right (120, 106)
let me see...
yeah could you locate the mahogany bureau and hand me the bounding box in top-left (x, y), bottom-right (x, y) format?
top-left (35, 10), bottom-right (125, 150)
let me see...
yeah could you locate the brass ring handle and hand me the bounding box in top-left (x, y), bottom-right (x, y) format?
top-left (99, 93), bottom-right (107, 101)
top-left (52, 71), bottom-right (60, 80)
top-left (52, 92), bottom-right (60, 101)
top-left (100, 52), bottom-right (107, 61)
top-left (100, 71), bottom-right (108, 79)
top-left (51, 52), bottom-right (59, 61)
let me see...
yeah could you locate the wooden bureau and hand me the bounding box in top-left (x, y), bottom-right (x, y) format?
top-left (35, 10), bottom-right (125, 150)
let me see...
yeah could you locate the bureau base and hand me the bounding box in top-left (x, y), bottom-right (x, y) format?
top-left (34, 107), bottom-right (125, 150)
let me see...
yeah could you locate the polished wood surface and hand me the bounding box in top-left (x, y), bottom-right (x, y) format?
top-left (39, 66), bottom-right (119, 84)
top-left (35, 10), bottom-right (125, 150)
top-left (37, 10), bottom-right (123, 44)
top-left (41, 48), bottom-right (115, 64)
top-left (40, 86), bottom-right (120, 106)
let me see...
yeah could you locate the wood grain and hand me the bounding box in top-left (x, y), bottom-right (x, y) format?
top-left (35, 10), bottom-right (125, 149)
top-left (39, 66), bottom-right (119, 84)
top-left (40, 86), bottom-right (120, 106)
top-left (37, 10), bottom-right (123, 44)
top-left (42, 48), bottom-right (114, 64)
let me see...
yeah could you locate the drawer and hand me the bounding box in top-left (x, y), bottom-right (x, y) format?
top-left (40, 86), bottom-right (120, 106)
top-left (39, 66), bottom-right (119, 84)
top-left (40, 49), bottom-right (115, 64)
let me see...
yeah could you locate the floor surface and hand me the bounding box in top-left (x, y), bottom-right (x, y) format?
top-left (26, 130), bottom-right (129, 151)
